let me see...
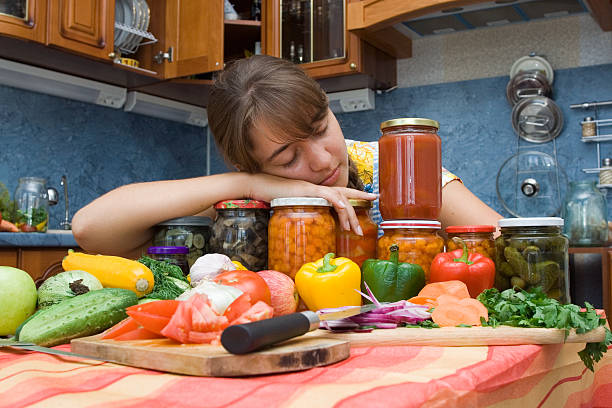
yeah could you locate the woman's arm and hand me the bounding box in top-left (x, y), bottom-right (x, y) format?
top-left (440, 180), bottom-right (503, 233)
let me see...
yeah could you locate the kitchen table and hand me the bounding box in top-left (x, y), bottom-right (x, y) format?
top-left (1, 342), bottom-right (611, 407)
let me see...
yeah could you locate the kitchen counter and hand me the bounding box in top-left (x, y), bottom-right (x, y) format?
top-left (0, 230), bottom-right (78, 247)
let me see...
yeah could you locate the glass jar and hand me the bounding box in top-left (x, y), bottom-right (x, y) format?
top-left (378, 118), bottom-right (441, 220)
top-left (268, 197), bottom-right (336, 279)
top-left (446, 225), bottom-right (496, 260)
top-left (210, 199), bottom-right (270, 271)
top-left (147, 246), bottom-right (190, 276)
top-left (336, 199), bottom-right (378, 267)
top-left (14, 177), bottom-right (50, 232)
top-left (561, 181), bottom-right (608, 247)
top-left (495, 217), bottom-right (570, 303)
top-left (581, 117), bottom-right (596, 138)
top-left (376, 220), bottom-right (444, 281)
top-left (153, 216), bottom-right (212, 268)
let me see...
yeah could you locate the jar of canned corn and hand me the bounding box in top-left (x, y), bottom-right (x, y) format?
top-left (268, 197), bottom-right (336, 279)
top-left (376, 220), bottom-right (444, 281)
top-left (336, 199), bottom-right (378, 267)
top-left (445, 225), bottom-right (496, 261)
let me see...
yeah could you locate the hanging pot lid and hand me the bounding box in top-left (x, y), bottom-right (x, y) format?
top-left (509, 54), bottom-right (554, 85)
top-left (511, 96), bottom-right (564, 143)
top-left (506, 70), bottom-right (552, 106)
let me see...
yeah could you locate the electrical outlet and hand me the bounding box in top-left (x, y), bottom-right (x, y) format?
top-left (328, 88), bottom-right (375, 113)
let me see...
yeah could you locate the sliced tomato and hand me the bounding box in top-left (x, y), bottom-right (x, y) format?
top-left (114, 327), bottom-right (164, 341)
top-left (188, 330), bottom-right (222, 344)
top-left (126, 300), bottom-right (180, 317)
top-left (161, 298), bottom-right (194, 343)
top-left (230, 301), bottom-right (274, 325)
top-left (223, 293), bottom-right (252, 323)
top-left (191, 303), bottom-right (229, 332)
top-left (127, 310), bottom-right (172, 335)
top-left (100, 317), bottom-right (140, 339)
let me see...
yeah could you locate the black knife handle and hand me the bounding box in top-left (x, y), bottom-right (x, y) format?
top-left (221, 311), bottom-right (317, 354)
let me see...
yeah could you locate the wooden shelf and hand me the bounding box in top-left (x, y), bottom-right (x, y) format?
top-left (224, 19), bottom-right (261, 27)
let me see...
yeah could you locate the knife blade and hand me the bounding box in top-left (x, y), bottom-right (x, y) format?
top-left (220, 304), bottom-right (378, 354)
top-left (0, 339), bottom-right (110, 362)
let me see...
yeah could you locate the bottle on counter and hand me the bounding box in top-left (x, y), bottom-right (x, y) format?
top-left (268, 197), bottom-right (336, 279)
top-left (378, 118), bottom-right (441, 221)
top-left (561, 181), bottom-right (608, 247)
top-left (335, 199), bottom-right (377, 267)
top-left (14, 177), bottom-right (50, 232)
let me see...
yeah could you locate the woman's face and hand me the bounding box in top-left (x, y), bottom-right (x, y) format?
top-left (250, 109), bottom-right (349, 187)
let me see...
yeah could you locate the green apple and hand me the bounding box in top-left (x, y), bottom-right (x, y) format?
top-left (0, 266), bottom-right (37, 335)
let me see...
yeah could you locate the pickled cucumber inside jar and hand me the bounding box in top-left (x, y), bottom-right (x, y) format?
top-left (153, 216), bottom-right (213, 268)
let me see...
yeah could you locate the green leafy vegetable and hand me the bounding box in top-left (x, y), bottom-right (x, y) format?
top-left (138, 256), bottom-right (190, 300)
top-left (477, 287), bottom-right (612, 371)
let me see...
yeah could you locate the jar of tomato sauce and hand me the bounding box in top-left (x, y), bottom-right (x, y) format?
top-left (378, 118), bottom-right (441, 220)
top-left (268, 197), bottom-right (336, 279)
top-left (445, 225), bottom-right (496, 261)
top-left (336, 199), bottom-right (378, 267)
top-left (377, 220), bottom-right (444, 281)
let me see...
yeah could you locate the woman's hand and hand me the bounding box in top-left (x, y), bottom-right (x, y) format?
top-left (246, 173), bottom-right (377, 236)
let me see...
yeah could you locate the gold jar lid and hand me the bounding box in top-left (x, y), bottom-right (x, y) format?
top-left (380, 118), bottom-right (439, 131)
top-left (348, 199), bottom-right (372, 208)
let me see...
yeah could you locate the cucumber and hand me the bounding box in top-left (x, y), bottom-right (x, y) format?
top-left (18, 288), bottom-right (138, 347)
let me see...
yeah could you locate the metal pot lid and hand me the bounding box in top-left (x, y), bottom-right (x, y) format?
top-left (506, 70), bottom-right (552, 106)
top-left (509, 54), bottom-right (554, 85)
top-left (511, 96), bottom-right (564, 143)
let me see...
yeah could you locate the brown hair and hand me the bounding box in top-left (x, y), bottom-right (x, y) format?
top-left (207, 55), bottom-right (363, 190)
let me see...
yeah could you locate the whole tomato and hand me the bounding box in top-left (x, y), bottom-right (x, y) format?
top-left (215, 270), bottom-right (271, 306)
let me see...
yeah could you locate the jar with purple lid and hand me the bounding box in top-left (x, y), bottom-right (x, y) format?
top-left (146, 246), bottom-right (190, 276)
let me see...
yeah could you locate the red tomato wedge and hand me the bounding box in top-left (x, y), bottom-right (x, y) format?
top-left (161, 298), bottom-right (195, 343)
top-left (100, 317), bottom-right (140, 339)
top-left (230, 301), bottom-right (274, 325)
top-left (126, 311), bottom-right (172, 335)
top-left (223, 293), bottom-right (252, 323)
top-left (113, 327), bottom-right (164, 341)
top-left (126, 300), bottom-right (180, 317)
top-left (191, 303), bottom-right (229, 332)
top-left (188, 330), bottom-right (223, 344)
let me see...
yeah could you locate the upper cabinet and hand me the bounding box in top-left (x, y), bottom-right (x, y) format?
top-left (0, 0), bottom-right (46, 43)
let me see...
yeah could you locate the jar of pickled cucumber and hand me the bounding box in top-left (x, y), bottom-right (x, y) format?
top-left (446, 225), bottom-right (496, 260)
top-left (377, 220), bottom-right (444, 281)
top-left (495, 217), bottom-right (570, 303)
top-left (153, 216), bottom-right (212, 268)
top-left (268, 197), bottom-right (336, 279)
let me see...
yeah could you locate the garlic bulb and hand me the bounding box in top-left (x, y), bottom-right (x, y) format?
top-left (189, 253), bottom-right (236, 286)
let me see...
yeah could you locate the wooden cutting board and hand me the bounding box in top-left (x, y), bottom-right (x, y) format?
top-left (305, 325), bottom-right (607, 347)
top-left (71, 335), bottom-right (349, 377)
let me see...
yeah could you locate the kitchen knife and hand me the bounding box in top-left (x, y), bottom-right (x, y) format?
top-left (0, 339), bottom-right (110, 362)
top-left (221, 304), bottom-right (377, 354)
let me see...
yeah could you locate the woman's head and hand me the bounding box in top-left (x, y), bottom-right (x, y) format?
top-left (207, 55), bottom-right (352, 188)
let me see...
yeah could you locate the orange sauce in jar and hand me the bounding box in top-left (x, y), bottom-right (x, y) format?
top-left (336, 199), bottom-right (378, 267)
top-left (376, 220), bottom-right (444, 281)
top-left (446, 225), bottom-right (496, 261)
top-left (378, 118), bottom-right (441, 220)
top-left (268, 198), bottom-right (336, 279)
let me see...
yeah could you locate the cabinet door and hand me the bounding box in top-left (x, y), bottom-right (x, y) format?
top-left (0, 248), bottom-right (18, 268)
top-left (0, 0), bottom-right (47, 43)
top-left (47, 0), bottom-right (114, 60)
top-left (20, 248), bottom-right (76, 287)
top-left (153, 0), bottom-right (224, 79)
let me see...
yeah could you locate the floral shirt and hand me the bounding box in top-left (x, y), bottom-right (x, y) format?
top-left (345, 139), bottom-right (461, 228)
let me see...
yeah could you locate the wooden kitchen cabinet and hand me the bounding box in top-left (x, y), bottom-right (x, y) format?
top-left (0, 0), bottom-right (47, 43)
top-left (0, 247), bottom-right (78, 287)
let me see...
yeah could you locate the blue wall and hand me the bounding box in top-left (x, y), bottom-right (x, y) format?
top-left (335, 63), bottom-right (612, 219)
top-left (0, 85), bottom-right (207, 229)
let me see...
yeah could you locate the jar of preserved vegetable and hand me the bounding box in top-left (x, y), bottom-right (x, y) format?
top-left (153, 216), bottom-right (212, 268)
top-left (378, 118), bottom-right (441, 221)
top-left (495, 217), bottom-right (569, 303)
top-left (14, 177), bottom-right (50, 232)
top-left (146, 246), bottom-right (190, 276)
top-left (445, 225), bottom-right (496, 260)
top-left (210, 199), bottom-right (270, 271)
top-left (336, 199), bottom-right (378, 267)
top-left (268, 197), bottom-right (336, 279)
top-left (377, 220), bottom-right (444, 281)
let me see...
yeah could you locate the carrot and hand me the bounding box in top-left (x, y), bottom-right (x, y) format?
top-left (431, 297), bottom-right (488, 327)
top-left (407, 296), bottom-right (438, 308)
top-left (417, 280), bottom-right (470, 300)
top-left (435, 294), bottom-right (462, 306)
top-left (0, 219), bottom-right (18, 232)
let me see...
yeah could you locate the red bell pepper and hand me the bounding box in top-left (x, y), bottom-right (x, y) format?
top-left (429, 238), bottom-right (495, 298)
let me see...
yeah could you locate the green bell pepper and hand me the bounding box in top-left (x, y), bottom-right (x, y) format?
top-left (361, 244), bottom-right (426, 303)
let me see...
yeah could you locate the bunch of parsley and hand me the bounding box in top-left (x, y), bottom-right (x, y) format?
top-left (477, 287), bottom-right (612, 371)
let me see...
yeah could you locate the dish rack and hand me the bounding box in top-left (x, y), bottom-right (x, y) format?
top-left (114, 22), bottom-right (157, 55)
top-left (572, 100), bottom-right (612, 188)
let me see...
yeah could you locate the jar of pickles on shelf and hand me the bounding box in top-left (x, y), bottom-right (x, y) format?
top-left (495, 217), bottom-right (569, 303)
top-left (336, 199), bottom-right (378, 267)
top-left (445, 225), bottom-right (496, 261)
top-left (376, 220), bottom-right (444, 281)
top-left (268, 197), bottom-right (336, 279)
top-left (210, 199), bottom-right (270, 271)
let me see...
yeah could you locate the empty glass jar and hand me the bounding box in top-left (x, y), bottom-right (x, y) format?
top-left (14, 177), bottom-right (50, 232)
top-left (561, 181), bottom-right (608, 247)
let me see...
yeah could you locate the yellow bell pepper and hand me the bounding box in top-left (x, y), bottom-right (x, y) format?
top-left (295, 253), bottom-right (362, 311)
top-left (232, 261), bottom-right (248, 270)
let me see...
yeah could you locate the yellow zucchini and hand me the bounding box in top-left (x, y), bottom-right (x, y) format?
top-left (62, 250), bottom-right (154, 297)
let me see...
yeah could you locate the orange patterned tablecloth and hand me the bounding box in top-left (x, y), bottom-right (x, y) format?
top-left (1, 343), bottom-right (611, 408)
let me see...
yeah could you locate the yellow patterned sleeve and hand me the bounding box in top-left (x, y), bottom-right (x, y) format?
top-left (442, 167), bottom-right (462, 187)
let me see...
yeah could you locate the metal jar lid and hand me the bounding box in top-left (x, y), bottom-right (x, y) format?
top-left (445, 225), bottom-right (496, 233)
top-left (156, 216), bottom-right (212, 227)
top-left (214, 199), bottom-right (270, 209)
top-left (498, 217), bottom-right (564, 228)
top-left (602, 157), bottom-right (612, 167)
top-left (270, 197), bottom-right (332, 207)
top-left (380, 118), bottom-right (439, 131)
top-left (380, 220), bottom-right (441, 229)
top-left (348, 199), bottom-right (372, 208)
